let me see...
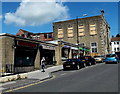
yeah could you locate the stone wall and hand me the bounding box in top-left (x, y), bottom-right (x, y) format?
top-left (0, 36), bottom-right (14, 74)
top-left (53, 16), bottom-right (111, 56)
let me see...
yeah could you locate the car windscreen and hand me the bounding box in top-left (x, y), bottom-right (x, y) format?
top-left (80, 57), bottom-right (85, 59)
top-left (67, 59), bottom-right (80, 62)
top-left (94, 56), bottom-right (101, 58)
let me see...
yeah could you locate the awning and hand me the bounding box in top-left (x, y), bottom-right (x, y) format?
top-left (71, 47), bottom-right (78, 50)
top-left (79, 47), bottom-right (90, 51)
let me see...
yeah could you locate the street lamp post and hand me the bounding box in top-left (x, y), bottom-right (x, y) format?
top-left (76, 16), bottom-right (80, 58)
top-left (76, 16), bottom-right (79, 45)
top-left (76, 14), bottom-right (87, 58)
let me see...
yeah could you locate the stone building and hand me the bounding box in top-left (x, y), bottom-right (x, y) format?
top-left (53, 10), bottom-right (111, 56)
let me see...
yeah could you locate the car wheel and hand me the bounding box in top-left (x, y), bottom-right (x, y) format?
top-left (83, 63), bottom-right (86, 67)
top-left (76, 65), bottom-right (80, 70)
top-left (89, 62), bottom-right (91, 66)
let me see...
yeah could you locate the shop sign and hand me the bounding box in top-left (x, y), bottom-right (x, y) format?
top-left (17, 41), bottom-right (37, 48)
top-left (42, 45), bottom-right (55, 50)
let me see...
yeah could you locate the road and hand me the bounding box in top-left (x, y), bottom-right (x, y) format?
top-left (11, 63), bottom-right (119, 92)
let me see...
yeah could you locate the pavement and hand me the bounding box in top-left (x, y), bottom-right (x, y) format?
top-left (0, 65), bottom-right (63, 93)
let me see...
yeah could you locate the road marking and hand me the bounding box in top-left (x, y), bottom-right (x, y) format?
top-left (3, 75), bottom-right (56, 93)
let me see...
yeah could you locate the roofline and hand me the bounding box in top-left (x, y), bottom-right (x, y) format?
top-left (53, 15), bottom-right (109, 27)
top-left (53, 15), bottom-right (102, 24)
top-left (0, 33), bottom-right (57, 46)
top-left (34, 32), bottom-right (53, 35)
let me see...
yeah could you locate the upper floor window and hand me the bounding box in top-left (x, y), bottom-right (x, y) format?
top-left (48, 33), bottom-right (52, 38)
top-left (58, 28), bottom-right (63, 39)
top-left (67, 24), bottom-right (73, 38)
top-left (21, 34), bottom-right (25, 37)
top-left (78, 24), bottom-right (85, 36)
top-left (90, 24), bottom-right (97, 35)
top-left (91, 42), bottom-right (97, 53)
top-left (37, 35), bottom-right (40, 39)
top-left (117, 42), bottom-right (119, 45)
top-left (117, 47), bottom-right (120, 51)
top-left (44, 34), bottom-right (47, 39)
top-left (33, 36), bottom-right (36, 39)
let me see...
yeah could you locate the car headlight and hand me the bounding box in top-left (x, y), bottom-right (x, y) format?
top-left (72, 62), bottom-right (75, 64)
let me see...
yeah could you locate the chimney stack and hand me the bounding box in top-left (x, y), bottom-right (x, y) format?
top-left (101, 10), bottom-right (104, 17)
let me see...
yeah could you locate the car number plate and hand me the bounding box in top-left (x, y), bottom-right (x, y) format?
top-left (82, 60), bottom-right (85, 61)
top-left (66, 65), bottom-right (70, 67)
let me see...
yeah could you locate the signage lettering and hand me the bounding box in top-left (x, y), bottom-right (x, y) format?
top-left (17, 41), bottom-right (37, 48)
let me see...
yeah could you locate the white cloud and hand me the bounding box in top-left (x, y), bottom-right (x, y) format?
top-left (4, 0), bottom-right (69, 26)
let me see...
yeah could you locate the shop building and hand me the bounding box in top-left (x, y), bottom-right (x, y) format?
top-left (0, 33), bottom-right (88, 75)
top-left (0, 33), bottom-right (56, 75)
top-left (53, 10), bottom-right (111, 56)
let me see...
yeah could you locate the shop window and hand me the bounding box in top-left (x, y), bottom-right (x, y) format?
top-left (90, 24), bottom-right (97, 35)
top-left (91, 42), bottom-right (97, 53)
top-left (78, 24), bottom-right (85, 36)
top-left (67, 24), bottom-right (73, 38)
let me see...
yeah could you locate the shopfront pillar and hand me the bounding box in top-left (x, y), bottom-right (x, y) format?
top-left (69, 49), bottom-right (72, 59)
top-left (55, 42), bottom-right (62, 65)
top-left (34, 49), bottom-right (40, 69)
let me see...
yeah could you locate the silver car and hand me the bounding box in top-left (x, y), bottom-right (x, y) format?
top-left (94, 56), bottom-right (105, 63)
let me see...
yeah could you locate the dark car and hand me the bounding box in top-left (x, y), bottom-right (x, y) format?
top-left (80, 56), bottom-right (96, 66)
top-left (63, 59), bottom-right (85, 70)
top-left (105, 54), bottom-right (120, 64)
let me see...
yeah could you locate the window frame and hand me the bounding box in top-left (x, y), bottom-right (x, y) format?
top-left (78, 24), bottom-right (85, 37)
top-left (89, 23), bottom-right (97, 35)
top-left (67, 24), bottom-right (74, 38)
top-left (91, 42), bottom-right (97, 53)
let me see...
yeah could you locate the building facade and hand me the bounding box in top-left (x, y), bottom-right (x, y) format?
top-left (16, 29), bottom-right (53, 41)
top-left (111, 37), bottom-right (120, 54)
top-left (0, 33), bottom-right (82, 75)
top-left (53, 10), bottom-right (111, 56)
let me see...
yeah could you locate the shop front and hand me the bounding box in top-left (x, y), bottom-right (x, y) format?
top-left (14, 40), bottom-right (38, 73)
top-left (40, 45), bottom-right (56, 65)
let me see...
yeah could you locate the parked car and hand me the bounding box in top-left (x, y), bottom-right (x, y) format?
top-left (94, 55), bottom-right (105, 63)
top-left (80, 56), bottom-right (96, 66)
top-left (63, 59), bottom-right (85, 70)
top-left (105, 54), bottom-right (120, 64)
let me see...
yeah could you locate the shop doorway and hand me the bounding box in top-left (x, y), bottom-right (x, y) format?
top-left (41, 49), bottom-right (55, 65)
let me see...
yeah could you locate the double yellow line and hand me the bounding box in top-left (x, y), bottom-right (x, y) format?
top-left (2, 75), bottom-right (56, 93)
